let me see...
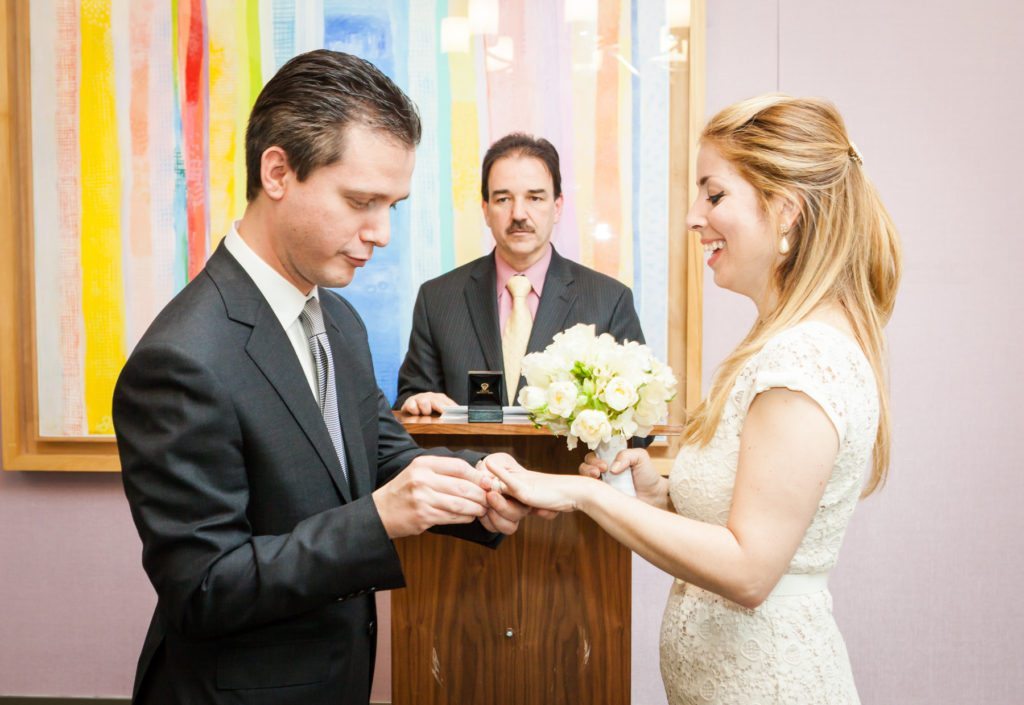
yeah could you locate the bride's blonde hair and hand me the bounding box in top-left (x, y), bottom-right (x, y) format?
top-left (683, 95), bottom-right (902, 496)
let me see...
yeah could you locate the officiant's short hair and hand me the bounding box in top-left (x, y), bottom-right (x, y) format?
top-left (481, 133), bottom-right (562, 201)
top-left (244, 49), bottom-right (422, 201)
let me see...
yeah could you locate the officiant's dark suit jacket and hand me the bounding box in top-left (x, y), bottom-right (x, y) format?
top-left (396, 247), bottom-right (646, 407)
top-left (113, 243), bottom-right (497, 705)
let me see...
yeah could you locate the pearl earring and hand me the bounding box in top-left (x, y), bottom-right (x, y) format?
top-left (779, 225), bottom-right (791, 255)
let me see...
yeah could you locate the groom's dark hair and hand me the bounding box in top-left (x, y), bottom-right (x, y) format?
top-left (245, 49), bottom-right (421, 201)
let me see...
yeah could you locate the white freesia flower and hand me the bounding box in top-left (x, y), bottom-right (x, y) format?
top-left (601, 376), bottom-right (638, 411)
top-left (518, 385), bottom-right (547, 411)
top-left (546, 381), bottom-right (579, 417)
top-left (610, 409), bottom-right (639, 438)
top-left (570, 409), bottom-right (612, 447)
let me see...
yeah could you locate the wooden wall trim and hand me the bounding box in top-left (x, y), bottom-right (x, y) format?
top-left (0, 0), bottom-right (122, 471)
top-left (666, 0), bottom-right (706, 455)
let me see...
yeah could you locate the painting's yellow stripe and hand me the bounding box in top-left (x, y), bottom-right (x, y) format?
top-left (207, 1), bottom-right (240, 246)
top-left (237, 0), bottom-right (261, 229)
top-left (80, 0), bottom-right (125, 434)
top-left (448, 23), bottom-right (481, 267)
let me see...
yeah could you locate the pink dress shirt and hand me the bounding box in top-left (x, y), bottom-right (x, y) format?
top-left (495, 246), bottom-right (552, 333)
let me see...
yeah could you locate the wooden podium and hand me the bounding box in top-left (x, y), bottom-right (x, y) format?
top-left (391, 415), bottom-right (677, 705)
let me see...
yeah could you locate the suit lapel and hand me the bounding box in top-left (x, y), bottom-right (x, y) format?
top-left (465, 253), bottom-right (503, 373)
top-left (527, 247), bottom-right (576, 355)
top-left (207, 245), bottom-right (353, 503)
top-left (320, 305), bottom-right (372, 501)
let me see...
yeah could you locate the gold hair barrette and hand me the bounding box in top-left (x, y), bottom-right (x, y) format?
top-left (848, 141), bottom-right (864, 166)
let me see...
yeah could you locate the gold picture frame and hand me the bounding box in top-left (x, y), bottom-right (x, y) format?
top-left (0, 0), bottom-right (705, 472)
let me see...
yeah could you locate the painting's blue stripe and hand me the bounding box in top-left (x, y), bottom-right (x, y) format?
top-left (323, 0), bottom-right (408, 400)
top-left (436, 0), bottom-right (454, 273)
top-left (273, 0), bottom-right (296, 70)
top-left (172, 13), bottom-right (188, 293)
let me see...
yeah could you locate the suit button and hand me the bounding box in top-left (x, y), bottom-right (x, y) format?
top-left (367, 620), bottom-right (376, 636)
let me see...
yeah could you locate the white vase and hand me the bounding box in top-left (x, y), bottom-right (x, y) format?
top-left (597, 436), bottom-right (635, 496)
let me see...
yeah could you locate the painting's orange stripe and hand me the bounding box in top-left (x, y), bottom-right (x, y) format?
top-left (55, 0), bottom-right (85, 435)
top-left (128, 0), bottom-right (156, 346)
top-left (593, 0), bottom-right (621, 277)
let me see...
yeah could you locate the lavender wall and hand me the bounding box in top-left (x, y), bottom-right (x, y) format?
top-left (3, 1), bottom-right (1023, 702)
top-left (693, 1), bottom-right (1024, 703)
top-left (0, 470), bottom-right (150, 696)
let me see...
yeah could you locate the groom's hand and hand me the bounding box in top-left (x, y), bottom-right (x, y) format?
top-left (477, 453), bottom-right (529, 534)
top-left (477, 454), bottom-right (557, 532)
top-left (373, 456), bottom-right (489, 538)
top-left (480, 491), bottom-right (531, 535)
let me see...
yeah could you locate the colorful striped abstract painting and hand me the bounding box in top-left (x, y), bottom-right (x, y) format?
top-left (30, 0), bottom-right (671, 437)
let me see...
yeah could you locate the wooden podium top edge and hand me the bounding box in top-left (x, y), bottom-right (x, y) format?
top-left (396, 411), bottom-right (683, 437)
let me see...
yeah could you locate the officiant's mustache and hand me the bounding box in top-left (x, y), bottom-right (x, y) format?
top-left (507, 219), bottom-right (535, 234)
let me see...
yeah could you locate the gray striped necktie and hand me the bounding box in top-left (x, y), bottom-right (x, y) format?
top-left (299, 297), bottom-right (349, 483)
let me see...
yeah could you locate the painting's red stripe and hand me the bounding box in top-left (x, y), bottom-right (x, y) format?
top-left (183, 0), bottom-right (208, 279)
top-left (593, 0), bottom-right (622, 276)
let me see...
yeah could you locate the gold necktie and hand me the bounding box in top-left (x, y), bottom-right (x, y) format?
top-left (502, 275), bottom-right (533, 404)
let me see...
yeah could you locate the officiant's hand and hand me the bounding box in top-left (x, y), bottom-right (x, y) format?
top-left (580, 449), bottom-right (668, 507)
top-left (482, 453), bottom-right (591, 514)
top-left (400, 392), bottom-right (457, 416)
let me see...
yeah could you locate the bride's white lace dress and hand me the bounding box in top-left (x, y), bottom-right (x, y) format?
top-left (660, 322), bottom-right (877, 704)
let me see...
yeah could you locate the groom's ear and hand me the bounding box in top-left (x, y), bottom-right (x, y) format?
top-left (260, 146), bottom-right (291, 201)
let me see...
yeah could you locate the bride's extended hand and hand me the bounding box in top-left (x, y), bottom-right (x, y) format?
top-left (579, 448), bottom-right (668, 507)
top-left (481, 453), bottom-right (592, 514)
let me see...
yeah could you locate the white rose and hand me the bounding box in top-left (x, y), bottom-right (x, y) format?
top-left (639, 379), bottom-right (674, 407)
top-left (634, 399), bottom-right (666, 428)
top-left (518, 385), bottom-right (547, 411)
top-left (546, 381), bottom-right (579, 417)
top-left (601, 376), bottom-right (639, 412)
top-left (520, 352), bottom-right (563, 388)
top-left (552, 323), bottom-right (597, 352)
top-left (606, 343), bottom-right (649, 386)
top-left (650, 362), bottom-right (679, 398)
top-left (570, 409), bottom-right (613, 447)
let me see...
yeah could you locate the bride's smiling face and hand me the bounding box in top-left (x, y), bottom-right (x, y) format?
top-left (686, 144), bottom-right (779, 307)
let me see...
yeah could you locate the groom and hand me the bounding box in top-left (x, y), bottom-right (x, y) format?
top-left (113, 50), bottom-right (529, 705)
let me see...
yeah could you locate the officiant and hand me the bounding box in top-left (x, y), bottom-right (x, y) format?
top-left (395, 133), bottom-right (646, 415)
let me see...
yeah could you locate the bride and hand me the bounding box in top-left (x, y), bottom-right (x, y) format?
top-left (485, 95), bottom-right (901, 704)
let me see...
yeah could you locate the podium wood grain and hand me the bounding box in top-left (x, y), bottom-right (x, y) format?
top-left (391, 424), bottom-right (636, 705)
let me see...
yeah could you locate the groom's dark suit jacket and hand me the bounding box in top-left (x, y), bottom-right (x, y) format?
top-left (113, 244), bottom-right (497, 705)
top-left (396, 247), bottom-right (645, 407)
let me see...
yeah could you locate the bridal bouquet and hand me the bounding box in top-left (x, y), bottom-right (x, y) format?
top-left (516, 323), bottom-right (677, 495)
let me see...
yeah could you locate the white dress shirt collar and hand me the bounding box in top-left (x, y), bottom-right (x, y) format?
top-left (224, 221), bottom-right (318, 329)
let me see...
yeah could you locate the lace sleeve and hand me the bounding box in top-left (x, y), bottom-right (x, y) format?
top-left (740, 326), bottom-right (851, 446)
